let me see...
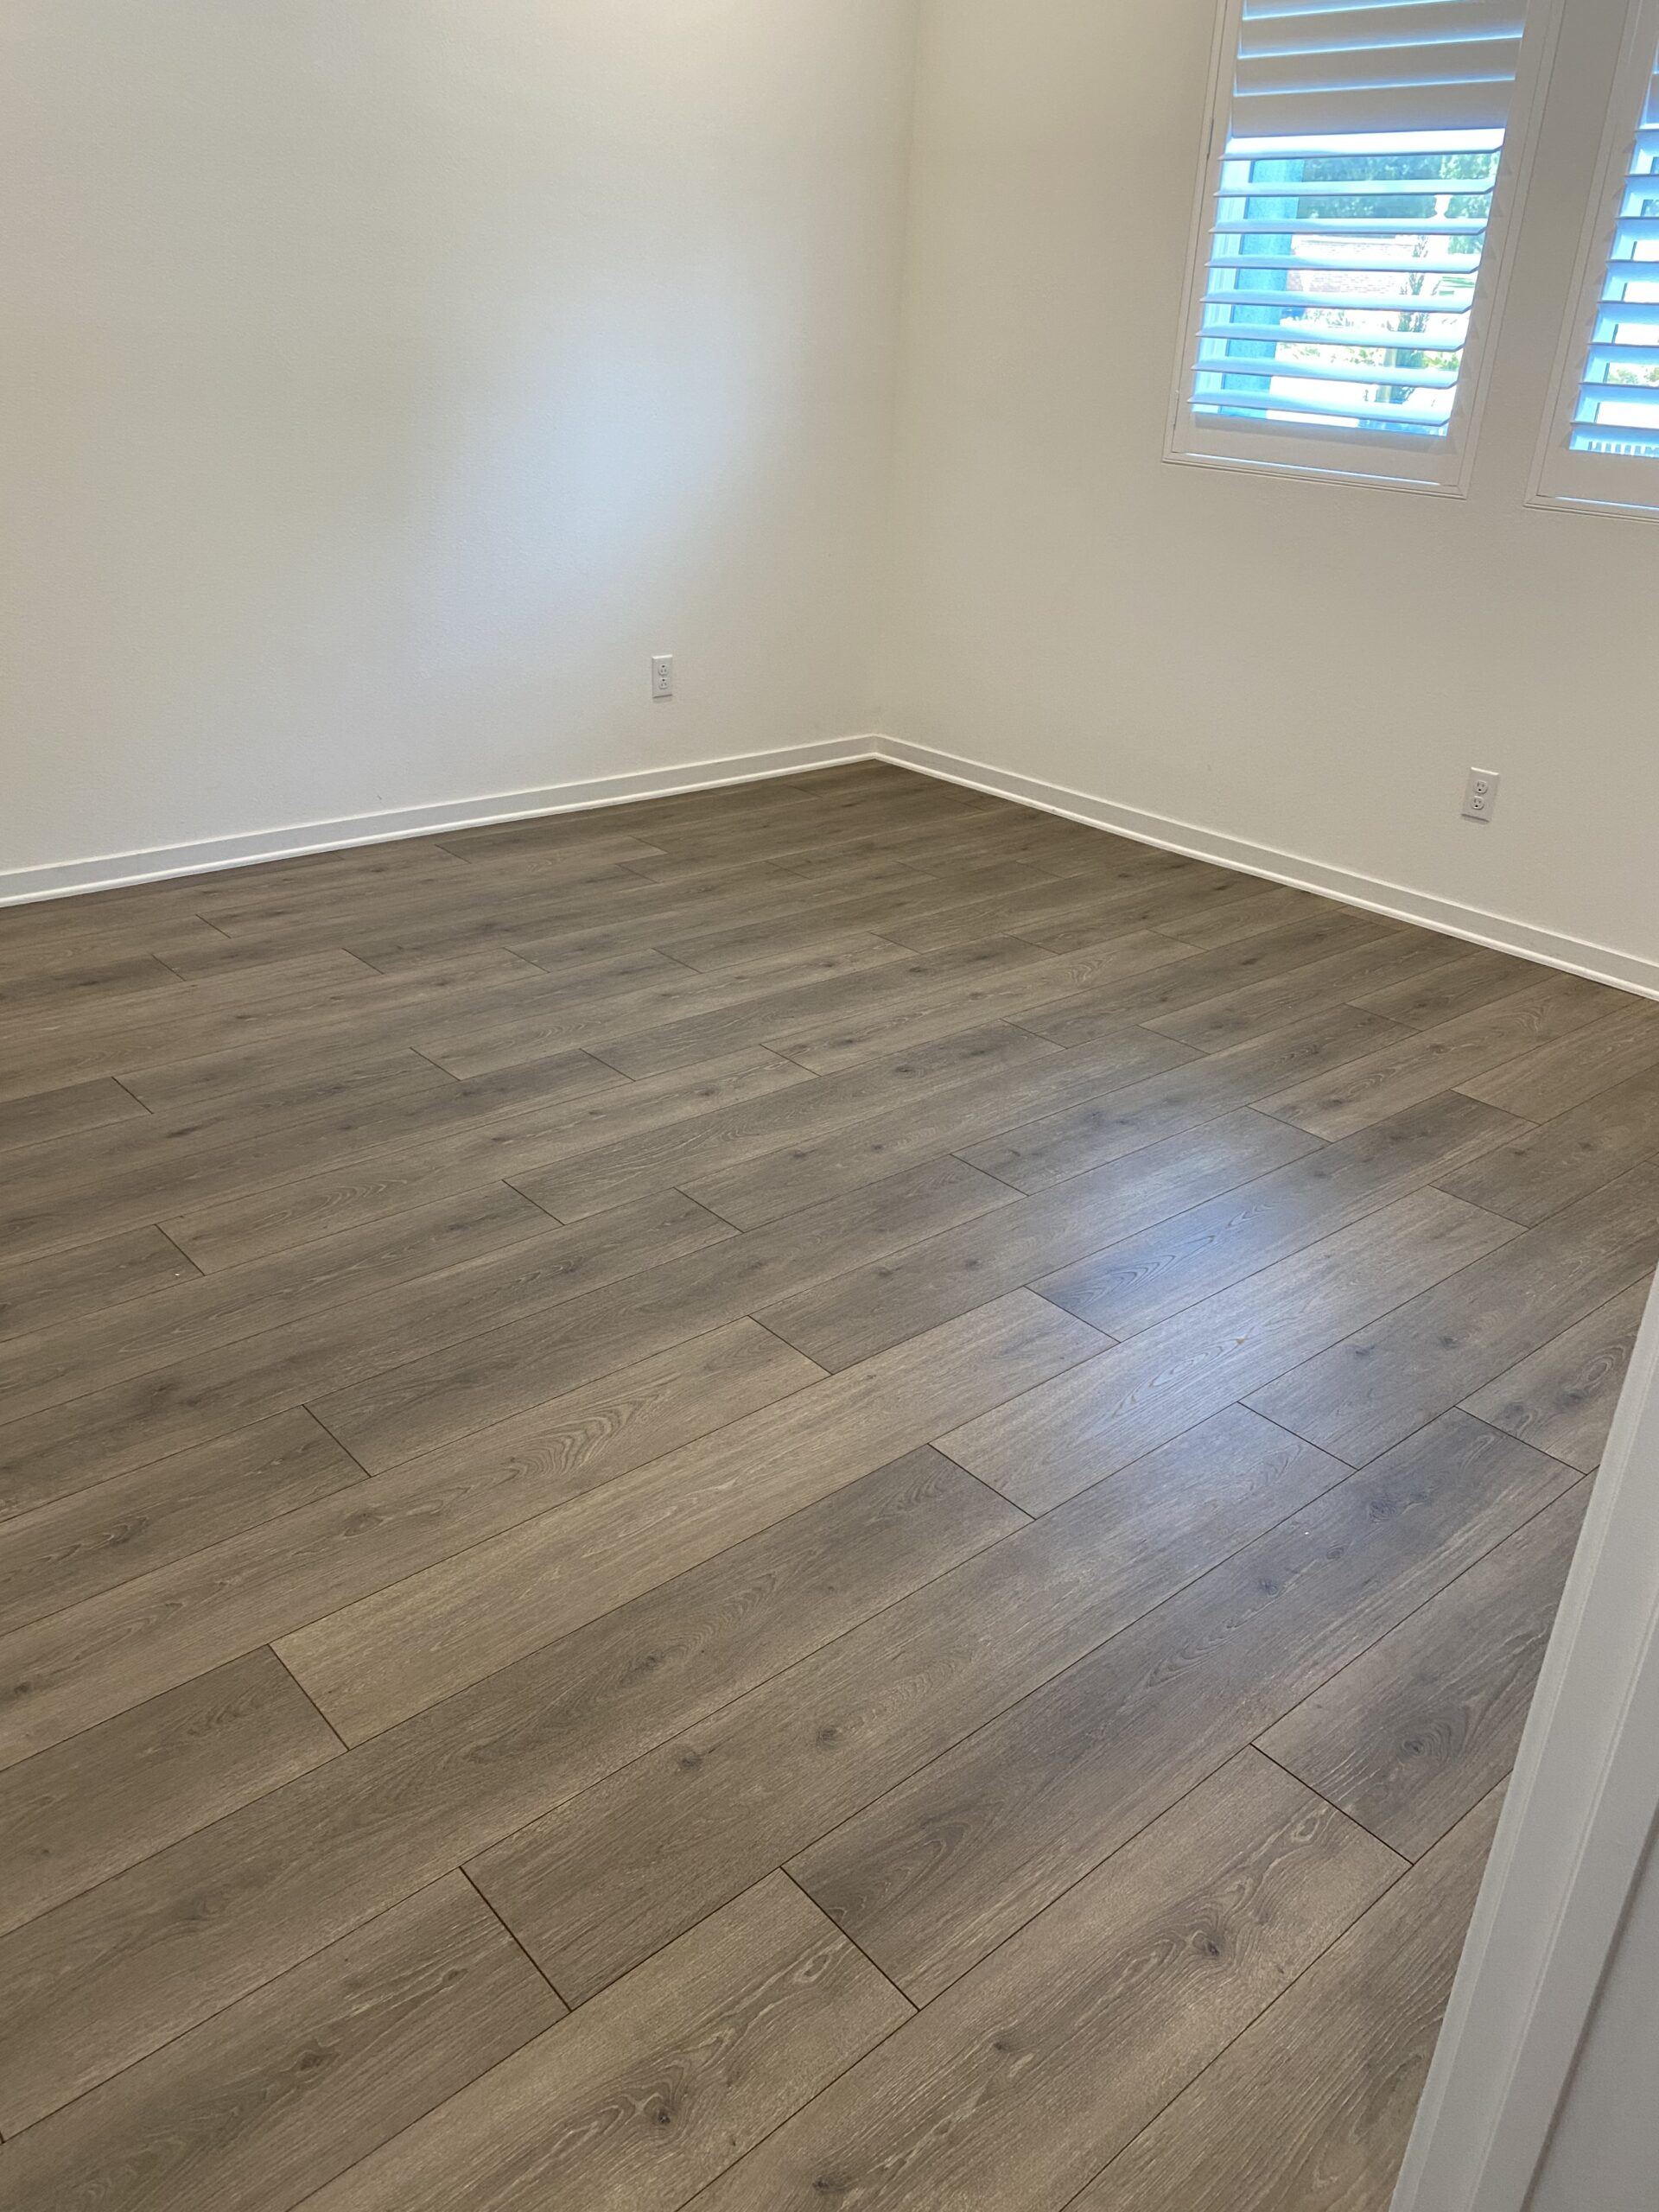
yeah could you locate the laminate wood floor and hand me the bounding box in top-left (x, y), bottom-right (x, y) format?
top-left (1, 760), bottom-right (1654, 2211)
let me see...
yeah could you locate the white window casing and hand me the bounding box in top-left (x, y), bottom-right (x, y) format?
top-left (1169, 0), bottom-right (1566, 493)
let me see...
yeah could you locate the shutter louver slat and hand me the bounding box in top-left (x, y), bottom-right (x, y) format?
top-left (1566, 42), bottom-right (1659, 462)
top-left (1183, 0), bottom-right (1529, 449)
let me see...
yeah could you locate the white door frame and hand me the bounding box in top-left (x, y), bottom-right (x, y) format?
top-left (1391, 1268), bottom-right (1659, 2212)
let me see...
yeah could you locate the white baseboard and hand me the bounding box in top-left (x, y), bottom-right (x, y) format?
top-left (8, 727), bottom-right (1654, 1005)
top-left (875, 734), bottom-right (1659, 1003)
top-left (0, 736), bottom-right (878, 906)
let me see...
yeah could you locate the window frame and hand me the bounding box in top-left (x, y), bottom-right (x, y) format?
top-left (1529, 0), bottom-right (1659, 518)
top-left (1166, 0), bottom-right (1567, 497)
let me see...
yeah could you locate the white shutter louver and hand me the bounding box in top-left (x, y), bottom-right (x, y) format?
top-left (1172, 0), bottom-right (1556, 487)
top-left (1533, 0), bottom-right (1659, 509)
top-left (1569, 38), bottom-right (1659, 460)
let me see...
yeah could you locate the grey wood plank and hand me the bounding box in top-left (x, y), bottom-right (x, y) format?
top-left (162, 1048), bottom-right (804, 1270)
top-left (1259, 1486), bottom-right (1587, 1858)
top-left (1351, 942), bottom-right (1550, 1028)
top-left (1461, 1279), bottom-right (1648, 1471)
top-left (276, 1300), bottom-right (1066, 1740)
top-left (1144, 928), bottom-right (1471, 1052)
top-left (469, 1407), bottom-right (1351, 2003)
top-left (0, 1185), bottom-right (556, 1428)
top-left (295, 1873), bottom-right (908, 2212)
top-left (1258, 975), bottom-right (1622, 1141)
top-left (1455, 995), bottom-right (1659, 1120)
top-left (0, 1409), bottom-right (361, 1631)
top-left (683, 1024), bottom-right (1203, 1234)
top-left (0, 1226), bottom-right (200, 1345)
top-left (1248, 1163), bottom-right (1659, 1466)
top-left (682, 1754), bottom-right (1400, 2212)
top-left (939, 1187), bottom-right (1518, 1512)
top-left (758, 1109), bottom-right (1318, 1371)
top-left (1012, 911), bottom-right (1401, 1050)
top-left (1036, 1091), bottom-right (1521, 1341)
top-left (1437, 1067), bottom-right (1659, 1225)
top-left (0, 1447), bottom-right (1020, 2133)
top-left (957, 1003), bottom-right (1408, 1192)
top-left (0, 1316), bottom-right (823, 1768)
top-left (309, 1156), bottom-right (1018, 1476)
top-left (0, 1077), bottom-right (150, 1154)
top-left (0, 1876), bottom-right (562, 2211)
top-left (1075, 1789), bottom-right (1504, 2212)
top-left (0, 1185), bottom-right (731, 1519)
top-left (789, 1413), bottom-right (1567, 2002)
top-left (506, 1021), bottom-right (1060, 1224)
top-left (0, 1649), bottom-right (342, 1937)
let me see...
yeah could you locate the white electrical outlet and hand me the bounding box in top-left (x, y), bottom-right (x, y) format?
top-left (651, 654), bottom-right (674, 700)
top-left (1462, 768), bottom-right (1501, 823)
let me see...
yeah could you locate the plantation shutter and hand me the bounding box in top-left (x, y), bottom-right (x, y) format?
top-left (1232, 1), bottom-right (1530, 137)
top-left (1567, 37), bottom-right (1659, 458)
top-left (1174, 0), bottom-right (1547, 472)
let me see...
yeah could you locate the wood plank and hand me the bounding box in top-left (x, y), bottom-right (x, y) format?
top-left (0, 1448), bottom-right (1021, 2133)
top-left (1036, 1091), bottom-right (1521, 1341)
top-left (0, 1649), bottom-right (341, 1936)
top-left (1143, 927), bottom-right (1470, 1052)
top-left (789, 1413), bottom-right (1568, 2001)
top-left (1259, 1487), bottom-right (1587, 1859)
top-left (939, 1187), bottom-right (1518, 1512)
top-left (470, 1406), bottom-right (1352, 2003)
top-left (1437, 1067), bottom-right (1659, 1225)
top-left (295, 1874), bottom-right (908, 2212)
top-left (1248, 1164), bottom-right (1659, 1466)
top-left (1258, 975), bottom-right (1622, 1141)
top-left (507, 1021), bottom-right (1061, 1224)
top-left (1461, 1280), bottom-right (1648, 1471)
top-left (161, 1047), bottom-right (804, 1270)
top-left (309, 1156), bottom-right (1018, 1476)
top-left (0, 1185), bottom-right (732, 1518)
top-left (681, 1023), bottom-right (1201, 1233)
top-left (1012, 911), bottom-right (1400, 1050)
top-left (1351, 942), bottom-right (1548, 1028)
top-left (957, 1003), bottom-right (1408, 1192)
top-left (0, 1873), bottom-right (563, 2212)
top-left (583, 937), bottom-right (1057, 1081)
top-left (1075, 1789), bottom-right (1504, 2212)
top-left (0, 1316), bottom-right (823, 1766)
top-left (276, 1300), bottom-right (1072, 1740)
top-left (681, 1754), bottom-right (1400, 2212)
top-left (0, 1077), bottom-right (150, 1154)
top-left (758, 1109), bottom-right (1319, 1370)
top-left (0, 1226), bottom-right (200, 1345)
top-left (0, 1409), bottom-right (361, 1630)
top-left (0, 1185), bottom-right (558, 1428)
top-left (1455, 994), bottom-right (1659, 1119)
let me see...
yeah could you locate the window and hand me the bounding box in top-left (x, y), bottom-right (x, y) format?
top-left (1533, 0), bottom-right (1659, 512)
top-left (1170, 0), bottom-right (1562, 491)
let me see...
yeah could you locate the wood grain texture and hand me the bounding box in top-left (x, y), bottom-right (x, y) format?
top-left (0, 1649), bottom-right (342, 1936)
top-left (685, 1755), bottom-right (1400, 2212)
top-left (296, 1874), bottom-right (910, 2212)
top-left (788, 1412), bottom-right (1569, 2001)
top-left (1258, 1488), bottom-right (1588, 1858)
top-left (0, 1873), bottom-right (563, 2212)
top-left (0, 1451), bottom-right (1015, 2132)
top-left (0, 764), bottom-right (1647, 2207)
top-left (938, 1187), bottom-right (1520, 1511)
top-left (1075, 1789), bottom-right (1504, 2212)
top-left (470, 1407), bottom-right (1354, 2004)
top-left (1461, 1278), bottom-right (1646, 1470)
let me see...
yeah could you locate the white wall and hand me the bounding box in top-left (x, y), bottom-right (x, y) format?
top-left (0, 0), bottom-right (918, 887)
top-left (880, 0), bottom-right (1658, 981)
